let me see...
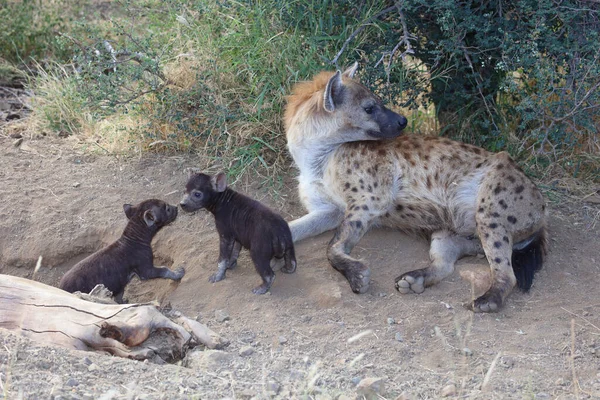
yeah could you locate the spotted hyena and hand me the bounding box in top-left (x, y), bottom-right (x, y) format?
top-left (284, 62), bottom-right (547, 312)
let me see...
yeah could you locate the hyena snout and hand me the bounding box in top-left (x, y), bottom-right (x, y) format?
top-left (370, 107), bottom-right (408, 139)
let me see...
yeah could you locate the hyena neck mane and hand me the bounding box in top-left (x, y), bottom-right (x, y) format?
top-left (120, 219), bottom-right (156, 247)
top-left (285, 71), bottom-right (365, 181)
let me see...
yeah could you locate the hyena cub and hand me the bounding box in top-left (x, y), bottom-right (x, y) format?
top-left (59, 199), bottom-right (185, 303)
top-left (180, 172), bottom-right (296, 294)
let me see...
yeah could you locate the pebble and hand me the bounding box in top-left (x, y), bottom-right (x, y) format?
top-left (88, 363), bottom-right (99, 372)
top-left (535, 393), bottom-right (550, 399)
top-left (395, 332), bottom-right (404, 342)
top-left (351, 376), bottom-right (361, 386)
top-left (462, 347), bottom-right (473, 356)
top-left (215, 309), bottom-right (230, 323)
top-left (278, 336), bottom-right (288, 344)
top-left (336, 396), bottom-right (352, 400)
top-left (72, 182), bottom-right (81, 188)
top-left (387, 317), bottom-right (396, 325)
top-left (65, 378), bottom-right (79, 387)
top-left (239, 346), bottom-right (254, 357)
top-left (441, 384), bottom-right (456, 397)
top-left (356, 377), bottom-right (386, 399)
top-left (13, 138), bottom-right (23, 147)
top-left (265, 380), bottom-right (280, 394)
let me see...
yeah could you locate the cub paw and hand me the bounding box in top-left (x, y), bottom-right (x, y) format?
top-left (174, 267), bottom-right (185, 280)
top-left (395, 270), bottom-right (426, 294)
top-left (281, 260), bottom-right (297, 274)
top-left (208, 272), bottom-right (225, 283)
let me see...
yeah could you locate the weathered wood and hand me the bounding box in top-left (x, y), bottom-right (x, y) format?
top-left (0, 275), bottom-right (226, 361)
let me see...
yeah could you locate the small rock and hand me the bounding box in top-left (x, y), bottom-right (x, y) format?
top-left (88, 363), bottom-right (99, 372)
top-left (265, 380), bottom-right (280, 394)
top-left (500, 356), bottom-right (515, 368)
top-left (356, 377), bottom-right (386, 399)
top-left (336, 396), bottom-right (352, 400)
top-left (239, 346), bottom-right (254, 357)
top-left (81, 357), bottom-right (93, 366)
top-left (184, 349), bottom-right (234, 369)
top-left (462, 347), bottom-right (473, 356)
top-left (9, 132), bottom-right (22, 139)
top-left (278, 336), bottom-right (288, 344)
top-left (215, 309), bottom-right (230, 323)
top-left (535, 393), bottom-right (550, 399)
top-left (387, 317), bottom-right (396, 325)
top-left (65, 378), bottom-right (79, 387)
top-left (239, 331), bottom-right (256, 344)
top-left (73, 182), bottom-right (81, 188)
top-left (441, 384), bottom-right (456, 397)
top-left (315, 395), bottom-right (333, 400)
top-left (351, 376), bottom-right (361, 386)
top-left (378, 292), bottom-right (387, 297)
top-left (13, 138), bottom-right (23, 147)
top-left (394, 332), bottom-right (403, 342)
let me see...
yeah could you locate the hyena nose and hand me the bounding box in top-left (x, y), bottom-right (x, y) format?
top-left (398, 116), bottom-right (408, 129)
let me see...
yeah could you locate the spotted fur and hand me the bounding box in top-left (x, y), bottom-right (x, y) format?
top-left (285, 64), bottom-right (548, 312)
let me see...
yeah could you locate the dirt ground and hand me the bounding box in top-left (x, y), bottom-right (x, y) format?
top-left (1, 134), bottom-right (600, 400)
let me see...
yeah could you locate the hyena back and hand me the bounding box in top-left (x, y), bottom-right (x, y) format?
top-left (285, 63), bottom-right (547, 312)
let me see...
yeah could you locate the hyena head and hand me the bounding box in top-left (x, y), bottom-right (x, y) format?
top-left (285, 62), bottom-right (408, 154)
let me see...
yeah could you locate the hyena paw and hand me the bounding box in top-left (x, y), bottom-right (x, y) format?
top-left (208, 272), bottom-right (226, 283)
top-left (346, 263), bottom-right (371, 294)
top-left (227, 260), bottom-right (238, 270)
top-left (173, 267), bottom-right (185, 280)
top-left (270, 257), bottom-right (285, 271)
top-left (280, 260), bottom-right (297, 274)
top-left (471, 290), bottom-right (503, 313)
top-left (395, 270), bottom-right (426, 294)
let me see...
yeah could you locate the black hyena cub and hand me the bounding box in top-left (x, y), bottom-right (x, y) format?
top-left (59, 199), bottom-right (185, 302)
top-left (180, 172), bottom-right (296, 294)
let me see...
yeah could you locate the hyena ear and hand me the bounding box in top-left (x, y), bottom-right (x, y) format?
top-left (143, 210), bottom-right (156, 227)
top-left (123, 204), bottom-right (134, 219)
top-left (324, 70), bottom-right (343, 113)
top-left (211, 172), bottom-right (228, 192)
top-left (342, 61), bottom-right (358, 78)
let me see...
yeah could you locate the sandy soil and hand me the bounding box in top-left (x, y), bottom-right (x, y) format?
top-left (0, 135), bottom-right (599, 400)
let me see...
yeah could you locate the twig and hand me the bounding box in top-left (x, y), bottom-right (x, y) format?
top-left (481, 351), bottom-right (502, 391)
top-left (103, 40), bottom-right (117, 73)
top-left (330, 6), bottom-right (397, 66)
top-left (570, 319), bottom-right (580, 399)
top-left (462, 46), bottom-right (500, 133)
top-left (561, 307), bottom-right (600, 332)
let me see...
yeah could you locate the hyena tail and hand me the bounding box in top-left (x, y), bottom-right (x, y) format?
top-left (511, 227), bottom-right (548, 291)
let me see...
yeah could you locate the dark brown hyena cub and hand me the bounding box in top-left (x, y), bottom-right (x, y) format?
top-left (180, 172), bottom-right (296, 294)
top-left (59, 199), bottom-right (185, 302)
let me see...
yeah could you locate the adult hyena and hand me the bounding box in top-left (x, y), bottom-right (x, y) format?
top-left (285, 63), bottom-right (547, 312)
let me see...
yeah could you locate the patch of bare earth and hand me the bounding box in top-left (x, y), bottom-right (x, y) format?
top-left (0, 136), bottom-right (599, 399)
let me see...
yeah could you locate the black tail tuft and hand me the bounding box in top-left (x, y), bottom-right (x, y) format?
top-left (512, 227), bottom-right (548, 291)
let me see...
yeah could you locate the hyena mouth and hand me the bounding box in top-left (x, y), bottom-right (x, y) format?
top-left (367, 129), bottom-right (404, 139)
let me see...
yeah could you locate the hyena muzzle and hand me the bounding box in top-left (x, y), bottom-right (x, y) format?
top-left (284, 62), bottom-right (547, 312)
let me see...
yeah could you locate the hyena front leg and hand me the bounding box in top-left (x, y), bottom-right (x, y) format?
top-left (396, 231), bottom-right (483, 294)
top-left (289, 208), bottom-right (344, 243)
top-left (327, 211), bottom-right (372, 294)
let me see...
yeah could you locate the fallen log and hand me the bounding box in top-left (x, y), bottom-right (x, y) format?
top-left (0, 274), bottom-right (227, 362)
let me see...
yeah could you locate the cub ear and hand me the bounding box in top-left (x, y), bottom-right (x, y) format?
top-left (324, 70), bottom-right (343, 113)
top-left (212, 172), bottom-right (228, 192)
top-left (143, 210), bottom-right (156, 227)
top-left (123, 204), bottom-right (134, 219)
top-left (342, 61), bottom-right (358, 78)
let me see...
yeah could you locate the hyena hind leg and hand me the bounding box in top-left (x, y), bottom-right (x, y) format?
top-left (396, 231), bottom-right (483, 294)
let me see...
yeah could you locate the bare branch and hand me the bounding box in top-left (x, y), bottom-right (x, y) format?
top-left (330, 6), bottom-right (397, 66)
top-left (461, 46), bottom-right (500, 133)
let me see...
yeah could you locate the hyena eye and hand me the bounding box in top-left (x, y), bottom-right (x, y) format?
top-left (363, 106), bottom-right (374, 114)
top-left (194, 192), bottom-right (202, 198)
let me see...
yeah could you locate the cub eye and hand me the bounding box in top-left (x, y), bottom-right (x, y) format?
top-left (194, 192), bottom-right (202, 198)
top-left (364, 106), bottom-right (374, 114)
